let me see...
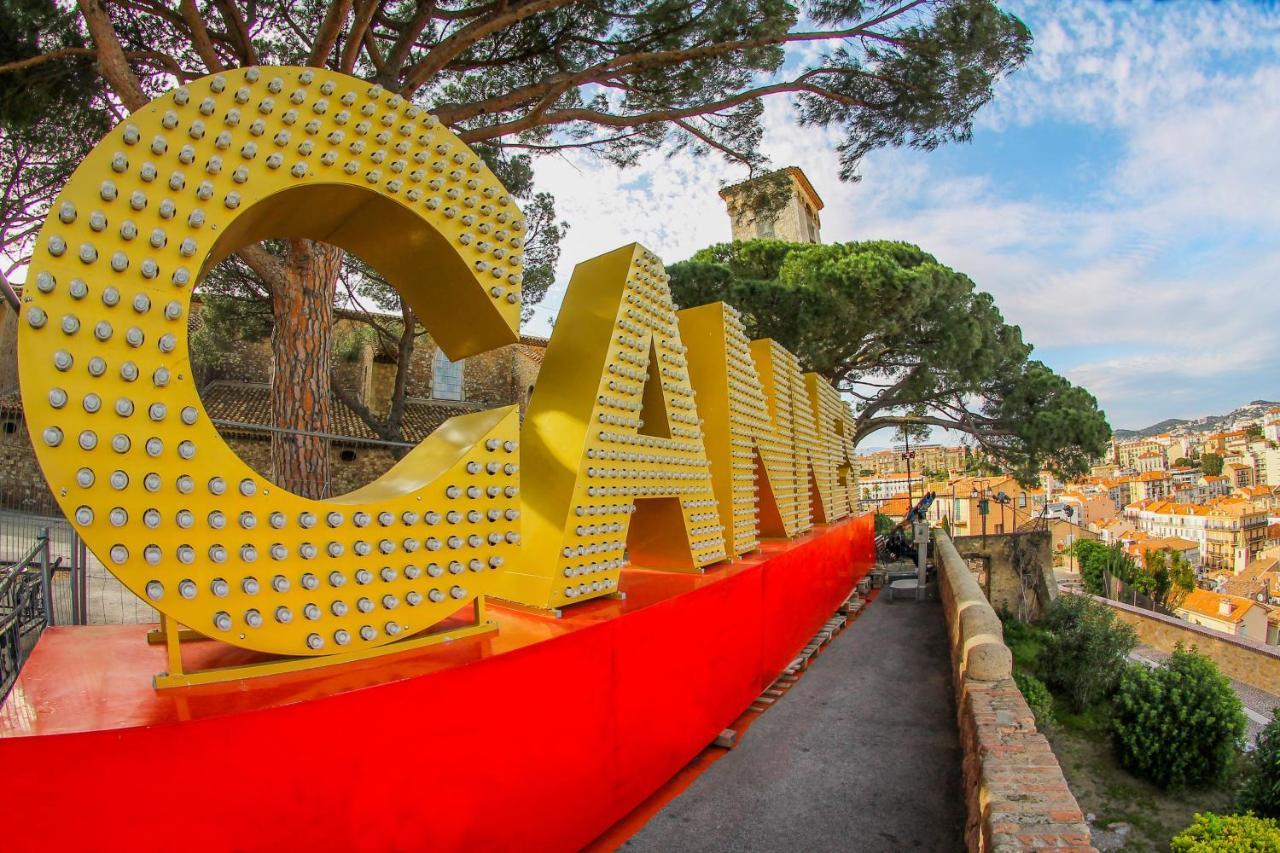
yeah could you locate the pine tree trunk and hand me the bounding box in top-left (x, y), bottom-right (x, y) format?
top-left (270, 239), bottom-right (342, 498)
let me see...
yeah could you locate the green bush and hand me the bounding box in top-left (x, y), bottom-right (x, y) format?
top-left (1238, 709), bottom-right (1280, 818)
top-left (1171, 812), bottom-right (1280, 851)
top-left (1040, 594), bottom-right (1137, 711)
top-left (1001, 615), bottom-right (1047, 674)
top-left (1014, 671), bottom-right (1055, 729)
top-left (873, 513), bottom-right (895, 536)
top-left (1111, 646), bottom-right (1245, 788)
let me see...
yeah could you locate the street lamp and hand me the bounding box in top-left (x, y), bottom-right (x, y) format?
top-left (971, 482), bottom-right (989, 547)
top-left (993, 491), bottom-right (1011, 539)
top-left (970, 481), bottom-right (1009, 547)
top-left (902, 432), bottom-right (917, 508)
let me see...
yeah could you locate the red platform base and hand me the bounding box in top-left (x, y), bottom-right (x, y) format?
top-left (0, 514), bottom-right (873, 851)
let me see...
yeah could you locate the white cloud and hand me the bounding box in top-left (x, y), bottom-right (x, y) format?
top-left (526, 1), bottom-right (1280, 434)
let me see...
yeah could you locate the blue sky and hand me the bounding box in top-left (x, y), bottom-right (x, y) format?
top-left (526, 1), bottom-right (1280, 439)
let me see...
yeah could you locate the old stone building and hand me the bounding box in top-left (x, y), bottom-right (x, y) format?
top-left (719, 166), bottom-right (824, 244)
top-left (0, 291), bottom-right (547, 506)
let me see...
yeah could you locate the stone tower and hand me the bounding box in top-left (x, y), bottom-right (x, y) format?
top-left (719, 166), bottom-right (824, 244)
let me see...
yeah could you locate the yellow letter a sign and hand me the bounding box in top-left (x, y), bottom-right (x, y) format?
top-left (497, 244), bottom-right (726, 610)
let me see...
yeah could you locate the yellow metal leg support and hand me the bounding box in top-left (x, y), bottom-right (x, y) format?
top-left (152, 598), bottom-right (499, 690)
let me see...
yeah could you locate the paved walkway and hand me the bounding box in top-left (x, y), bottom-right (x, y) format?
top-left (1130, 645), bottom-right (1280, 744)
top-left (626, 595), bottom-right (965, 852)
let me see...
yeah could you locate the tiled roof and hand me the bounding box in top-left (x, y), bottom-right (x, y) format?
top-left (879, 496), bottom-right (912, 517)
top-left (1178, 588), bottom-right (1258, 623)
top-left (200, 382), bottom-right (478, 446)
top-left (516, 339), bottom-right (547, 365)
top-left (1222, 557), bottom-right (1280, 599)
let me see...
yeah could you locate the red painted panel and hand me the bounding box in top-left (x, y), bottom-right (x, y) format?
top-left (759, 518), bottom-right (865, 680)
top-left (0, 516), bottom-right (873, 851)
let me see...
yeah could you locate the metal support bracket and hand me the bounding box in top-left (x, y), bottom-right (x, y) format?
top-left (152, 597), bottom-right (498, 689)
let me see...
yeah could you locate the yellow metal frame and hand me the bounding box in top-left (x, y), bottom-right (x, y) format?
top-left (152, 596), bottom-right (496, 689)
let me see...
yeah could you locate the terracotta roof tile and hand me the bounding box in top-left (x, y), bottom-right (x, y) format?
top-left (1178, 588), bottom-right (1258, 623)
top-left (200, 382), bottom-right (478, 446)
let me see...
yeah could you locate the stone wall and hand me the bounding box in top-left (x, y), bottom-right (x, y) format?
top-left (0, 414), bottom-right (59, 513)
top-left (954, 531), bottom-right (1056, 622)
top-left (388, 335), bottom-right (525, 406)
top-left (190, 300), bottom-right (542, 409)
top-left (461, 346), bottom-right (520, 404)
top-left (0, 300), bottom-right (18, 393)
top-left (936, 532), bottom-right (1095, 852)
top-left (1101, 596), bottom-right (1280, 695)
top-left (225, 436), bottom-right (399, 496)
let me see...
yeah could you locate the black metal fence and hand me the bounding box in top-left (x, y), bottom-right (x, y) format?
top-left (0, 533), bottom-right (52, 698)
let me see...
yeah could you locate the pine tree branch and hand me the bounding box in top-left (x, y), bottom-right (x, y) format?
top-left (179, 0), bottom-right (227, 72)
top-left (212, 0), bottom-right (258, 65)
top-left (401, 0), bottom-right (579, 94)
top-left (673, 118), bottom-right (754, 167)
top-left (0, 48), bottom-right (97, 75)
top-left (431, 10), bottom-right (922, 127)
top-left (362, 26), bottom-right (391, 77)
top-left (340, 0), bottom-right (381, 73)
top-left (76, 0), bottom-right (148, 110)
top-left (237, 244), bottom-right (287, 290)
top-left (385, 0), bottom-right (436, 76)
top-left (308, 0), bottom-right (355, 67)
top-left (457, 78), bottom-right (870, 143)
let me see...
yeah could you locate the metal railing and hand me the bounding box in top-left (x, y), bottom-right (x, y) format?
top-left (1, 532), bottom-right (53, 698)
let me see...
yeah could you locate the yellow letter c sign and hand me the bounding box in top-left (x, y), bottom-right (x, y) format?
top-left (19, 68), bottom-right (525, 657)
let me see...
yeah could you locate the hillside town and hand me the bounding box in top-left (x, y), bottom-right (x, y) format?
top-left (858, 406), bottom-right (1280, 644)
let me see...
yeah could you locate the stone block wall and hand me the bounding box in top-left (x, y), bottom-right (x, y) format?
top-left (225, 436), bottom-right (399, 496)
top-left (461, 347), bottom-right (520, 404)
top-left (0, 300), bottom-right (18, 393)
top-left (399, 339), bottom-right (525, 405)
top-left (936, 532), bottom-right (1095, 852)
top-left (954, 531), bottom-right (1056, 622)
top-left (1101, 596), bottom-right (1280, 695)
top-left (0, 414), bottom-right (59, 513)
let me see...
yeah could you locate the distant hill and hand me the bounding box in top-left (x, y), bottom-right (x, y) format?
top-left (1114, 400), bottom-right (1279, 439)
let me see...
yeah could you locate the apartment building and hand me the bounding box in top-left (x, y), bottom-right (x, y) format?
top-left (1113, 438), bottom-right (1166, 469)
top-left (1125, 499), bottom-right (1210, 555)
top-left (858, 472), bottom-right (925, 507)
top-left (1204, 499), bottom-right (1269, 571)
top-left (1135, 470), bottom-right (1172, 501)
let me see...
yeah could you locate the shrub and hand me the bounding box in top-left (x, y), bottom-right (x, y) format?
top-left (1171, 812), bottom-right (1280, 851)
top-left (1238, 708), bottom-right (1280, 818)
top-left (1014, 671), bottom-right (1055, 729)
top-left (1111, 646), bottom-right (1245, 788)
top-left (1040, 594), bottom-right (1137, 711)
top-left (873, 513), bottom-right (895, 536)
top-left (1001, 615), bottom-right (1048, 674)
